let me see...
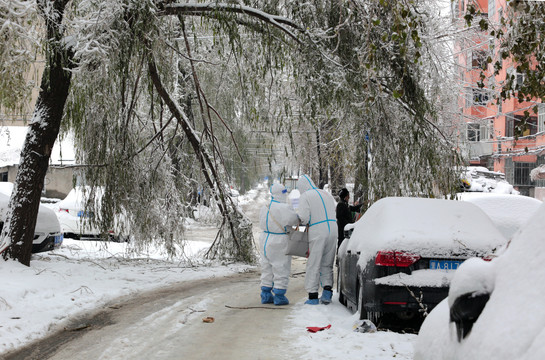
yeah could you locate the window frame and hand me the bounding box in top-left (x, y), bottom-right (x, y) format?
top-left (514, 162), bottom-right (533, 186)
top-left (467, 123), bottom-right (481, 142)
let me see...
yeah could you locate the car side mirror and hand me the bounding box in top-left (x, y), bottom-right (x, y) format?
top-left (450, 292), bottom-right (490, 342)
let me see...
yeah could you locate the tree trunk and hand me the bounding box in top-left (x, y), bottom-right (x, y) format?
top-left (353, 135), bottom-right (369, 209)
top-left (1, 0), bottom-right (72, 266)
top-left (316, 128), bottom-right (326, 189)
top-left (324, 118), bottom-right (344, 196)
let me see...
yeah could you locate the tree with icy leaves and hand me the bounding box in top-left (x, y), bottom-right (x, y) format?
top-left (1, 0), bottom-right (468, 265)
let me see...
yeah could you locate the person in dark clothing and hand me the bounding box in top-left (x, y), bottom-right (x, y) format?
top-left (335, 188), bottom-right (362, 249)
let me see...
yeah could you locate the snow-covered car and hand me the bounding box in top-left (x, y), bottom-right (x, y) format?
top-left (414, 202), bottom-right (545, 360)
top-left (337, 197), bottom-right (507, 327)
top-left (457, 192), bottom-right (542, 240)
top-left (0, 184), bottom-right (63, 253)
top-left (460, 166), bottom-right (517, 194)
top-left (53, 186), bottom-right (126, 241)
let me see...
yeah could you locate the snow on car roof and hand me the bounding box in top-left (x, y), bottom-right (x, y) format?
top-left (346, 197), bottom-right (508, 260)
top-left (457, 192), bottom-right (542, 240)
top-left (0, 187), bottom-right (59, 232)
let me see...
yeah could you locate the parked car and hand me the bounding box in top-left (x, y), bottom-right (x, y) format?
top-left (459, 166), bottom-right (517, 194)
top-left (414, 202), bottom-right (545, 360)
top-left (0, 184), bottom-right (63, 253)
top-left (337, 197), bottom-right (507, 327)
top-left (53, 186), bottom-right (126, 241)
top-left (456, 192), bottom-right (542, 240)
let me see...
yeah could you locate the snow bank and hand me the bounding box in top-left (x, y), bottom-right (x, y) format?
top-left (287, 293), bottom-right (417, 359)
top-left (0, 239), bottom-right (250, 353)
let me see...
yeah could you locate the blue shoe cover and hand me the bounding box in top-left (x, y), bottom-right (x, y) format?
top-left (320, 289), bottom-right (333, 304)
top-left (261, 286), bottom-right (274, 304)
top-left (273, 288), bottom-right (289, 306)
top-left (305, 298), bottom-right (319, 305)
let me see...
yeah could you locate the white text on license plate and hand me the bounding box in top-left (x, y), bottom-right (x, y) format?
top-left (429, 260), bottom-right (462, 270)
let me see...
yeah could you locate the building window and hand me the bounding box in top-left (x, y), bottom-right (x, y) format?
top-left (488, 0), bottom-right (496, 20)
top-left (539, 104), bottom-right (545, 133)
top-left (0, 172), bottom-right (7, 182)
top-left (506, 115), bottom-right (537, 137)
top-left (508, 115), bottom-right (538, 137)
top-left (473, 89), bottom-right (490, 106)
top-left (514, 162), bottom-right (533, 186)
top-left (467, 123), bottom-right (481, 141)
top-left (465, 87), bottom-right (472, 107)
top-left (472, 50), bottom-right (487, 69)
top-left (507, 67), bottom-right (525, 90)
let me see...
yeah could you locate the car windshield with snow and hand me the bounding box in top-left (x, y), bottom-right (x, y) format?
top-left (337, 197), bottom-right (507, 329)
top-left (0, 183), bottom-right (63, 253)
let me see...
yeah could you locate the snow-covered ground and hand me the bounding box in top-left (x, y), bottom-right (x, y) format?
top-left (0, 189), bottom-right (416, 358)
top-left (0, 239), bottom-right (417, 358)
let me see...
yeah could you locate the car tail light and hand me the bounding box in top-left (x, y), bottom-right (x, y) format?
top-left (59, 208), bottom-right (69, 213)
top-left (375, 251), bottom-right (421, 267)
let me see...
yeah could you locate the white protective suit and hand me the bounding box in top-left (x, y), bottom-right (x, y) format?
top-left (259, 184), bottom-right (299, 290)
top-left (296, 175), bottom-right (338, 294)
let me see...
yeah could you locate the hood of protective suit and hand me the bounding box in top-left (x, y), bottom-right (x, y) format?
top-left (296, 175), bottom-right (316, 194)
top-left (270, 183), bottom-right (288, 203)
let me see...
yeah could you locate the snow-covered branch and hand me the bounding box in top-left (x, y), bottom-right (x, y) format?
top-left (159, 2), bottom-right (303, 44)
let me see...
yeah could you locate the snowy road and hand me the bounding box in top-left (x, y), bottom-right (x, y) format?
top-left (3, 189), bottom-right (310, 359)
top-left (4, 261), bottom-right (309, 360)
top-left (1, 187), bottom-right (416, 359)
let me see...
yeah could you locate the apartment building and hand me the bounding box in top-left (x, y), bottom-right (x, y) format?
top-left (454, 0), bottom-right (545, 198)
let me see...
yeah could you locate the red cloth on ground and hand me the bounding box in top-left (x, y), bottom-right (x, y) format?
top-left (306, 324), bottom-right (331, 333)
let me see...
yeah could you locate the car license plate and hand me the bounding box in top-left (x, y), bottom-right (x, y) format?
top-left (54, 234), bottom-right (63, 245)
top-left (429, 260), bottom-right (462, 270)
top-left (77, 210), bottom-right (93, 218)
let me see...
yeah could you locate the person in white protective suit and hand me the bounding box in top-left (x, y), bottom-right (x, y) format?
top-left (296, 175), bottom-right (338, 305)
top-left (259, 183), bottom-right (300, 305)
